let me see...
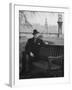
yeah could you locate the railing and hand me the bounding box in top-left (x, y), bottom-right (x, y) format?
top-left (39, 45), bottom-right (64, 57)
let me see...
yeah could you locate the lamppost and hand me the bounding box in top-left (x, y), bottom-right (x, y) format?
top-left (57, 13), bottom-right (63, 38)
top-left (45, 18), bottom-right (48, 34)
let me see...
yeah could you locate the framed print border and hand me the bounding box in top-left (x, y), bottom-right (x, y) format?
top-left (9, 3), bottom-right (70, 87)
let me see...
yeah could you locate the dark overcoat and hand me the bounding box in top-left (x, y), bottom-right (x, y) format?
top-left (21, 37), bottom-right (45, 74)
top-left (25, 37), bottom-right (44, 57)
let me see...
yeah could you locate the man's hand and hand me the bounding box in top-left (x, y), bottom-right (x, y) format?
top-left (45, 41), bottom-right (48, 45)
top-left (30, 52), bottom-right (34, 57)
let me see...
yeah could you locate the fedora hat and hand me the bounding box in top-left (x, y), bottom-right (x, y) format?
top-left (32, 29), bottom-right (39, 35)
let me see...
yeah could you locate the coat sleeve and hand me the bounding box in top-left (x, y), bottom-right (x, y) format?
top-left (25, 39), bottom-right (30, 54)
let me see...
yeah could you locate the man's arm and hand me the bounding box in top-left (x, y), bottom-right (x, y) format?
top-left (25, 39), bottom-right (30, 54)
top-left (25, 39), bottom-right (34, 57)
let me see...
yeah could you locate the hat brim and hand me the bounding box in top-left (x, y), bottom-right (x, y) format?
top-left (32, 32), bottom-right (39, 35)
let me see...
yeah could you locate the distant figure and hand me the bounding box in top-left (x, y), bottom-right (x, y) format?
top-left (25, 29), bottom-right (44, 72)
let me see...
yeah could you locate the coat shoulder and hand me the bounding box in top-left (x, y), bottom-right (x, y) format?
top-left (27, 38), bottom-right (34, 42)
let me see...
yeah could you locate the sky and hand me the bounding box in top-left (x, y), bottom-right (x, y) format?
top-left (19, 11), bottom-right (64, 34)
top-left (23, 11), bottom-right (63, 26)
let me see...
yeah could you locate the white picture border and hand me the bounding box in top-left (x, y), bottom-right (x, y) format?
top-left (10, 3), bottom-right (70, 87)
